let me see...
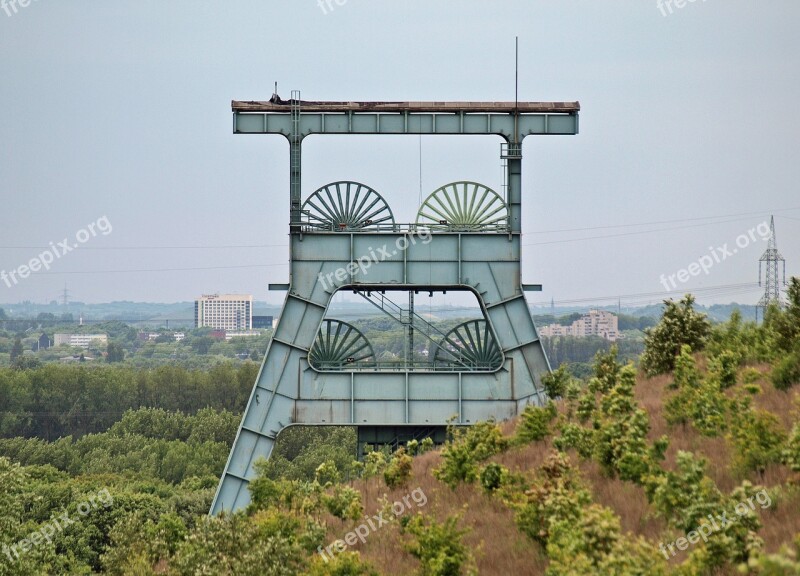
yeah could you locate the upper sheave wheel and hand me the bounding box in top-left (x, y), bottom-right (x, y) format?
top-left (434, 319), bottom-right (502, 370)
top-left (302, 181), bottom-right (395, 231)
top-left (309, 319), bottom-right (375, 369)
top-left (416, 181), bottom-right (508, 231)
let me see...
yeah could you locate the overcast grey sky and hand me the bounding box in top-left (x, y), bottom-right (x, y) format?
top-left (1, 1), bottom-right (798, 308)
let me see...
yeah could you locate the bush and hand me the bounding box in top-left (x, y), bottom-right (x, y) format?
top-left (514, 452), bottom-right (591, 545)
top-left (322, 485), bottom-right (362, 522)
top-left (541, 365), bottom-right (572, 399)
top-left (728, 396), bottom-right (787, 477)
top-left (640, 295), bottom-right (711, 376)
top-left (772, 349), bottom-right (800, 391)
top-left (782, 422), bottom-right (800, 473)
top-left (404, 513), bottom-right (474, 576)
top-left (514, 401), bottom-right (557, 444)
top-left (433, 421), bottom-right (507, 489)
top-left (306, 551), bottom-right (379, 576)
top-left (384, 447), bottom-right (413, 489)
top-left (479, 463), bottom-right (507, 493)
top-left (664, 346), bottom-right (728, 437)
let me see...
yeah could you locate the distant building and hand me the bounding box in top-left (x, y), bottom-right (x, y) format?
top-left (252, 315), bottom-right (274, 329)
top-left (194, 294), bottom-right (253, 331)
top-left (225, 330), bottom-right (263, 340)
top-left (539, 324), bottom-right (569, 338)
top-left (54, 333), bottom-right (108, 348)
top-left (138, 332), bottom-right (185, 342)
top-left (539, 310), bottom-right (621, 342)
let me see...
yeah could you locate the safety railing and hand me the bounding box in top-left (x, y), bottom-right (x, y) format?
top-left (312, 359), bottom-right (498, 372)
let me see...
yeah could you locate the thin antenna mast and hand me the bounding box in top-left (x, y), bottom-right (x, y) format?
top-left (515, 36), bottom-right (519, 112)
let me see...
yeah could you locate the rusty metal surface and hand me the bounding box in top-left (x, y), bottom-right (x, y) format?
top-left (232, 99), bottom-right (580, 114)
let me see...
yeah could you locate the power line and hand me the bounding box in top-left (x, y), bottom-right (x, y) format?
top-left (526, 281), bottom-right (761, 307)
top-left (528, 205), bottom-right (800, 235)
top-left (3, 206), bottom-right (799, 251)
top-left (522, 215), bottom-right (780, 247)
top-left (33, 263), bottom-right (289, 275)
top-left (0, 243), bottom-right (288, 250)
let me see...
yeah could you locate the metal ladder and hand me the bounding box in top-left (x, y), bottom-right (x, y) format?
top-left (290, 91), bottom-right (302, 227)
top-left (355, 290), bottom-right (474, 370)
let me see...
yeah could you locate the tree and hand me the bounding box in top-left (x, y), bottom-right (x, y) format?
top-left (404, 513), bottom-right (474, 576)
top-left (640, 295), bottom-right (711, 376)
top-left (107, 342), bottom-right (125, 363)
top-left (36, 312), bottom-right (56, 327)
top-left (514, 401), bottom-right (557, 444)
top-left (383, 447), bottom-right (413, 488)
top-left (10, 336), bottom-right (23, 361)
top-left (765, 277), bottom-right (800, 354)
top-left (191, 336), bottom-right (214, 355)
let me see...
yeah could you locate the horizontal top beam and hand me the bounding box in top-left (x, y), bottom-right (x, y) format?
top-left (232, 99), bottom-right (580, 115)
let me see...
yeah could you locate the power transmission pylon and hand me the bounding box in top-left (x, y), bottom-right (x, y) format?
top-left (756, 216), bottom-right (786, 322)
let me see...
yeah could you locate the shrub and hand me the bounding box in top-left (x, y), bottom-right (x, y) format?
top-left (546, 504), bottom-right (667, 576)
top-left (306, 551), bottom-right (379, 576)
top-left (404, 513), bottom-right (474, 576)
top-left (479, 462), bottom-right (507, 493)
top-left (322, 485), bottom-right (363, 523)
top-left (783, 422), bottom-right (800, 473)
top-left (514, 401), bottom-right (557, 444)
top-left (645, 451), bottom-right (723, 533)
top-left (772, 349), bottom-right (800, 391)
top-left (541, 365), bottom-right (572, 399)
top-left (729, 397), bottom-right (787, 477)
top-left (433, 421), bottom-right (507, 489)
top-left (664, 346), bottom-right (728, 437)
top-left (514, 452), bottom-right (591, 545)
top-left (640, 295), bottom-right (711, 376)
top-left (384, 447), bottom-right (413, 489)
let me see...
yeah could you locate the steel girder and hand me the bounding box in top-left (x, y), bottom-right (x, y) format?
top-left (210, 231), bottom-right (550, 514)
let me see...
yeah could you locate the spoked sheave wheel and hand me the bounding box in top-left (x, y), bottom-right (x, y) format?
top-left (434, 319), bottom-right (502, 370)
top-left (309, 319), bottom-right (375, 369)
top-left (302, 181), bottom-right (395, 231)
top-left (416, 181), bottom-right (508, 231)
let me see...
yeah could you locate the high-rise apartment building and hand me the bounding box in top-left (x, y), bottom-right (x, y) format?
top-left (194, 294), bottom-right (253, 330)
top-left (538, 310), bottom-right (620, 342)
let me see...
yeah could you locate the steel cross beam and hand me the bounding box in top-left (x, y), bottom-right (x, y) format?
top-left (232, 99), bottom-right (579, 233)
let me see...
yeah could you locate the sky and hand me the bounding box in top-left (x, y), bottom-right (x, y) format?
top-left (0, 0), bottom-right (798, 309)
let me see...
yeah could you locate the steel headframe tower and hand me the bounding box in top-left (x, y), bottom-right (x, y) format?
top-left (210, 94), bottom-right (580, 514)
top-left (756, 215), bottom-right (786, 322)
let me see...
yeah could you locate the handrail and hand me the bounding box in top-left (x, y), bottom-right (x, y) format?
top-left (292, 219), bottom-right (510, 234)
top-left (312, 359), bottom-right (497, 372)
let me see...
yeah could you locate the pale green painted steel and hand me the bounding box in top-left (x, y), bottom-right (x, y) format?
top-left (211, 98), bottom-right (579, 515)
top-left (308, 319), bottom-right (374, 369)
top-left (302, 181), bottom-right (394, 231)
top-left (434, 319), bottom-right (502, 368)
top-left (417, 182), bottom-right (508, 231)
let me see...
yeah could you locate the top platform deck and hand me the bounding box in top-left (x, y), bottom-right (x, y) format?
top-left (232, 100), bottom-right (580, 114)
